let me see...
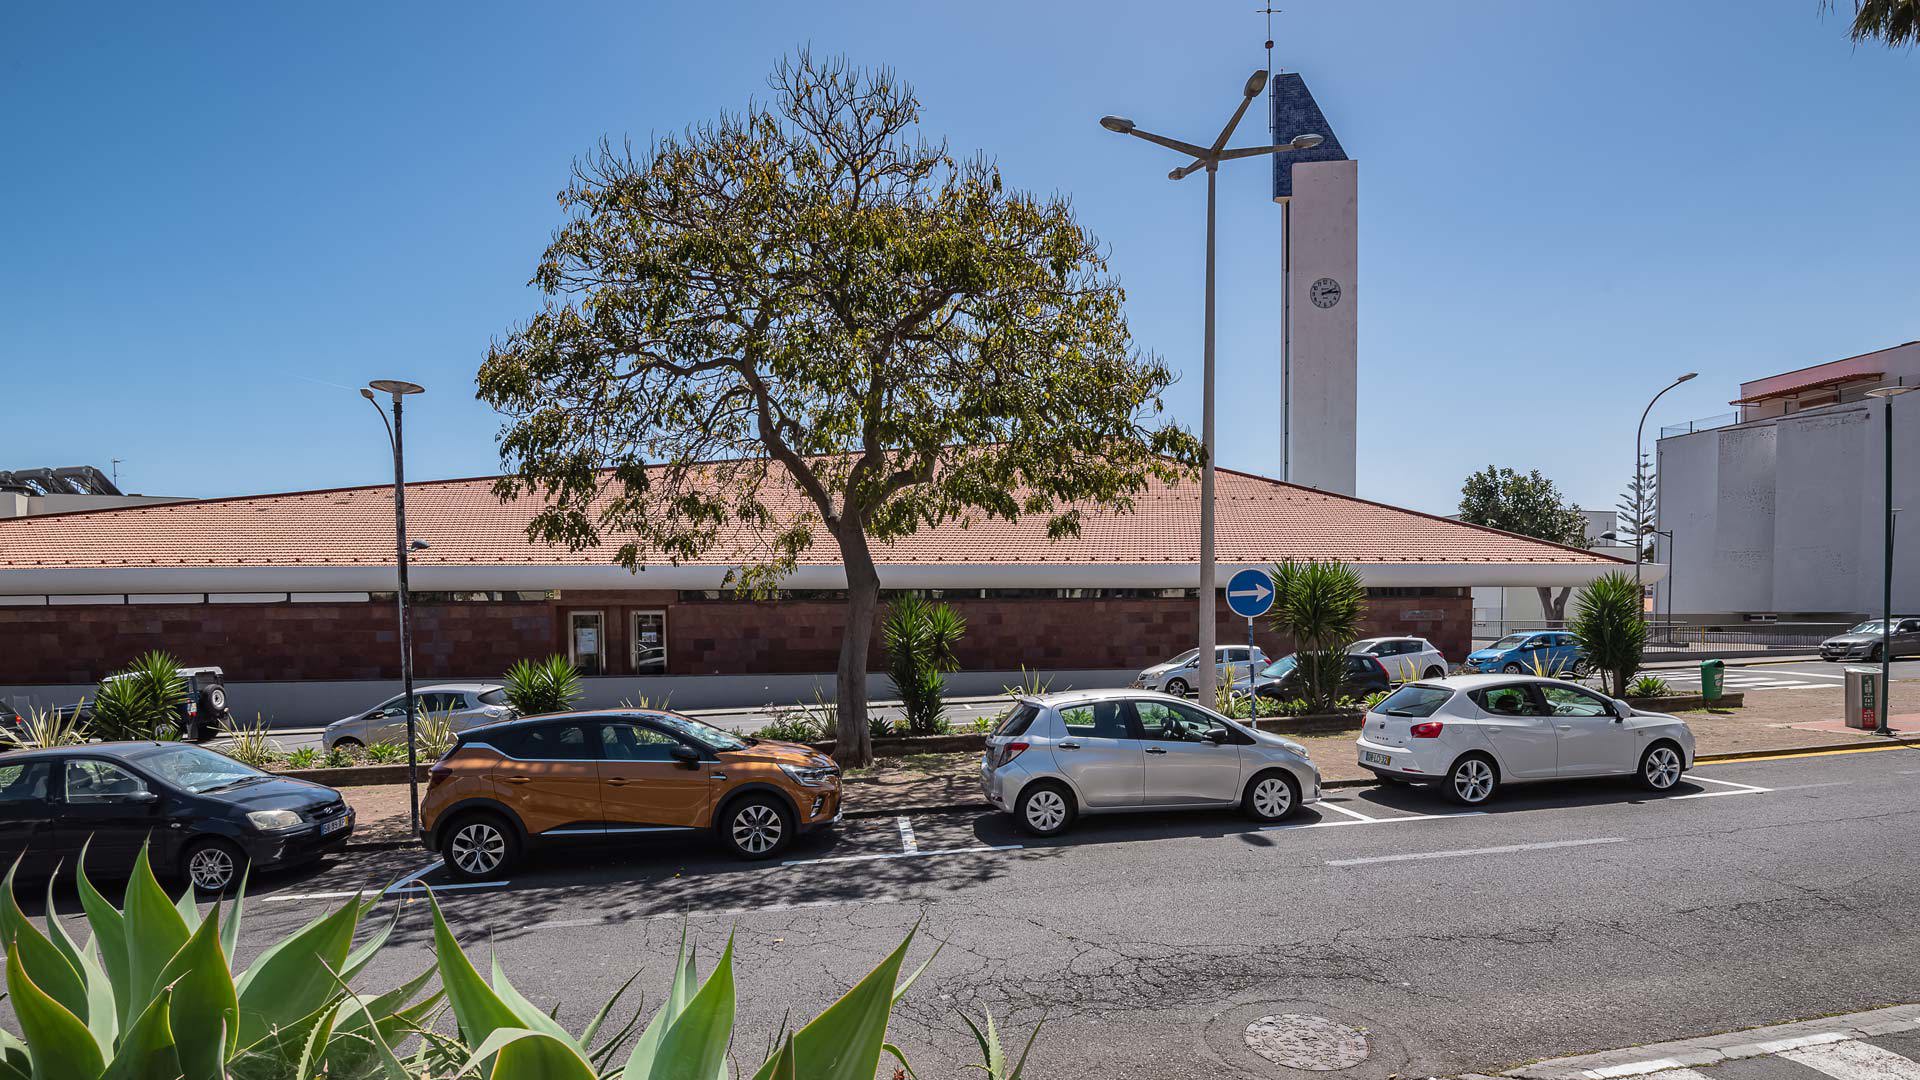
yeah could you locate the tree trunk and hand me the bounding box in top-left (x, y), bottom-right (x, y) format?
top-left (834, 529), bottom-right (880, 769)
top-left (1536, 586), bottom-right (1571, 625)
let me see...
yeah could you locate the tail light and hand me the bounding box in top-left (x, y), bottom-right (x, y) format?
top-left (1410, 721), bottom-right (1444, 739)
top-left (427, 764), bottom-right (453, 790)
top-left (988, 741), bottom-right (1029, 768)
top-left (186, 701), bottom-right (199, 717)
top-left (1369, 658), bottom-right (1390, 680)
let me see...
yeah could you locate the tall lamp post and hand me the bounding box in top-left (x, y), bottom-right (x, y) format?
top-left (1100, 72), bottom-right (1322, 705)
top-left (1634, 373), bottom-right (1697, 601)
top-left (362, 379), bottom-right (427, 833)
top-left (1652, 528), bottom-right (1675, 643)
top-left (1864, 383), bottom-right (1915, 736)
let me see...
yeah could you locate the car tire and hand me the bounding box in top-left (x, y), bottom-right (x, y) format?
top-left (1164, 678), bottom-right (1190, 697)
top-left (1570, 658), bottom-right (1593, 677)
top-left (1015, 781), bottom-right (1076, 837)
top-left (1241, 771), bottom-right (1300, 823)
top-left (1422, 666), bottom-right (1445, 680)
top-left (1445, 753), bottom-right (1500, 806)
top-left (183, 837), bottom-right (248, 895)
top-left (1637, 742), bottom-right (1685, 792)
top-left (330, 737), bottom-right (363, 752)
top-left (719, 794), bottom-right (793, 860)
top-left (1502, 662), bottom-right (1523, 674)
top-left (441, 811), bottom-right (520, 881)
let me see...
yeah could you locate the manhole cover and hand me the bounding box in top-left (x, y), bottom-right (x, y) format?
top-left (1243, 1014), bottom-right (1371, 1071)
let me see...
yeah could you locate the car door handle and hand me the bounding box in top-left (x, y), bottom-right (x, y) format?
top-left (502, 775), bottom-right (531, 784)
top-left (606, 778), bottom-right (631, 786)
top-left (1057, 741), bottom-right (1081, 750)
top-left (1145, 746), bottom-right (1167, 755)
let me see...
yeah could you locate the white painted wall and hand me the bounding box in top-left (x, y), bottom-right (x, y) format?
top-left (1284, 159), bottom-right (1357, 495)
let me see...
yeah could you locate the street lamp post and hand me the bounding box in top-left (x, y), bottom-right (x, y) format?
top-left (362, 379), bottom-right (427, 833)
top-left (1864, 384), bottom-right (1915, 736)
top-left (1100, 72), bottom-right (1322, 705)
top-left (1652, 528), bottom-right (1675, 643)
top-left (1634, 373), bottom-right (1698, 601)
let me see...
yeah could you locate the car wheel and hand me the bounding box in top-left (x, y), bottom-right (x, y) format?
top-left (1242, 771), bottom-right (1300, 823)
top-left (1502, 662), bottom-right (1523, 674)
top-left (1570, 658), bottom-right (1593, 677)
top-left (184, 837), bottom-right (248, 895)
top-left (720, 795), bottom-right (793, 860)
top-left (331, 737), bottom-right (363, 751)
top-left (1422, 666), bottom-right (1445, 680)
top-left (442, 811), bottom-right (520, 880)
top-left (1015, 781), bottom-right (1076, 837)
top-left (1164, 678), bottom-right (1190, 697)
top-left (1637, 743), bottom-right (1685, 792)
top-left (1446, 754), bottom-right (1500, 806)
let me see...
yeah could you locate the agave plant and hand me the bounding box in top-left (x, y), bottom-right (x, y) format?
top-left (501, 656), bottom-right (585, 716)
top-left (416, 709), bottom-right (458, 760)
top-left (2, 704), bottom-right (91, 749)
top-left (961, 1009), bottom-right (1044, 1080)
top-left (0, 843), bottom-right (431, 1080)
top-left (217, 715), bottom-right (281, 769)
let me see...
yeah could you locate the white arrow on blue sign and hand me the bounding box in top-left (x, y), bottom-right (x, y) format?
top-left (1225, 568), bottom-right (1276, 619)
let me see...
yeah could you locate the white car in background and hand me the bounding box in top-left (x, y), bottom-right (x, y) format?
top-left (322, 683), bottom-right (515, 750)
top-left (1348, 637), bottom-right (1449, 682)
top-left (1132, 646), bottom-right (1268, 697)
top-left (1353, 675), bottom-right (1695, 806)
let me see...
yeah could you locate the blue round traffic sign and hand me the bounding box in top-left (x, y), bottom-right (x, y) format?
top-left (1226, 568), bottom-right (1275, 619)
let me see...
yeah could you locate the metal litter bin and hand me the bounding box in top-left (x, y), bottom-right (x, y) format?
top-left (1845, 666), bottom-right (1881, 730)
top-left (1700, 658), bottom-right (1724, 701)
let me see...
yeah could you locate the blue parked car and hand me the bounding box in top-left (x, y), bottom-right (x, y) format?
top-left (1465, 631), bottom-right (1590, 675)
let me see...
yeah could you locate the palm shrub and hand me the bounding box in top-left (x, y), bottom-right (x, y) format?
top-left (502, 655), bottom-right (585, 716)
top-left (1570, 570), bottom-right (1649, 697)
top-left (1266, 560), bottom-right (1368, 714)
top-left (0, 845), bottom-right (430, 1080)
top-left (217, 714), bottom-right (280, 769)
top-left (882, 596), bottom-right (966, 735)
top-left (90, 652), bottom-right (187, 742)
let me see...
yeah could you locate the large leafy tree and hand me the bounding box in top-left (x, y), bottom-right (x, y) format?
top-left (1822, 0), bottom-right (1918, 45)
top-left (478, 51), bottom-right (1198, 766)
top-left (1457, 466), bottom-right (1591, 624)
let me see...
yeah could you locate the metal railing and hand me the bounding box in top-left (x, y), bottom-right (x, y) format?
top-left (1660, 412), bottom-right (1739, 439)
top-left (1469, 618), bottom-right (1855, 656)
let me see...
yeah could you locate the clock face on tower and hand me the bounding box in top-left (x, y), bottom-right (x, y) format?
top-left (1310, 277), bottom-right (1342, 309)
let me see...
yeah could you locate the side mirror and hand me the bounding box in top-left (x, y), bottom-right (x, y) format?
top-left (1612, 700), bottom-right (1633, 720)
top-left (1205, 728), bottom-right (1230, 746)
top-left (128, 790), bottom-right (159, 804)
top-left (670, 744), bottom-right (701, 767)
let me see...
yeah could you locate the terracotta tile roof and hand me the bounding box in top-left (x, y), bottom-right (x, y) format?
top-left (0, 466), bottom-right (1620, 571)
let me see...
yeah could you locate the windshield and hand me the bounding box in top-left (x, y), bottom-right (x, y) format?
top-left (135, 745), bottom-right (264, 793)
top-left (1847, 621), bottom-right (1892, 634)
top-left (1489, 634), bottom-right (1533, 650)
top-left (651, 712), bottom-right (748, 752)
top-left (1258, 655), bottom-right (1298, 679)
top-left (1164, 649), bottom-right (1199, 666)
top-left (1374, 684), bottom-right (1453, 718)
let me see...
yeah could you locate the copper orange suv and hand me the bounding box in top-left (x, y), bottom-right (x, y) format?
top-left (419, 709), bottom-right (841, 879)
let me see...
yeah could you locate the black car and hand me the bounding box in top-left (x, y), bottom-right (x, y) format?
top-left (1242, 652), bottom-right (1393, 701)
top-left (0, 742), bottom-right (354, 892)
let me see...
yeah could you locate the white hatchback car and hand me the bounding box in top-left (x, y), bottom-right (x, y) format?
top-left (1348, 637), bottom-right (1449, 682)
top-left (981, 689), bottom-right (1322, 836)
top-left (1132, 646), bottom-right (1268, 697)
top-left (1353, 675), bottom-right (1695, 806)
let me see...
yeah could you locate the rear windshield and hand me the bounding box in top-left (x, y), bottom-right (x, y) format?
top-left (994, 703), bottom-right (1040, 738)
top-left (477, 689), bottom-right (509, 706)
top-left (1373, 684), bottom-right (1452, 718)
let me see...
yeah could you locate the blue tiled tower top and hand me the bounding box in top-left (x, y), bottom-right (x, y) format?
top-left (1269, 72), bottom-right (1347, 202)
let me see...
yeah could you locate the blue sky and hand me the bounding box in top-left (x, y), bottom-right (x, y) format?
top-left (3, 1), bottom-right (1914, 516)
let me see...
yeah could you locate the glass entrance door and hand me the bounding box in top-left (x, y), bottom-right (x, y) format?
top-left (568, 610), bottom-right (605, 676)
top-left (631, 610), bottom-right (667, 675)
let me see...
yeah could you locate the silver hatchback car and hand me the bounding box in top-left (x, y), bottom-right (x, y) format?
top-left (981, 689), bottom-right (1322, 836)
top-left (322, 683), bottom-right (515, 750)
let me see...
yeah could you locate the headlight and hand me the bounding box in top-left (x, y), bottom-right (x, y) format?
top-left (780, 764), bottom-right (836, 787)
top-left (246, 809), bottom-right (302, 831)
top-left (1276, 738), bottom-right (1309, 757)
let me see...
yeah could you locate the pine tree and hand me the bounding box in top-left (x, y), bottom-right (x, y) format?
top-left (1615, 453), bottom-right (1658, 562)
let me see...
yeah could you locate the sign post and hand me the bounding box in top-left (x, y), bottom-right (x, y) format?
top-left (1226, 568), bottom-right (1277, 707)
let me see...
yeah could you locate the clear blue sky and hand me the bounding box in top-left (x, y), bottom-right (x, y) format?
top-left (4, 1), bottom-right (1914, 517)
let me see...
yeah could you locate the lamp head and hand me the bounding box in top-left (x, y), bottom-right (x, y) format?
top-left (1866, 385), bottom-right (1918, 399)
top-left (1099, 115), bottom-right (1135, 134)
top-left (1243, 70), bottom-right (1270, 98)
top-left (408, 539), bottom-right (430, 551)
top-left (1289, 133), bottom-right (1324, 150)
top-left (1599, 531), bottom-right (1620, 541)
top-left (368, 379), bottom-right (425, 397)
top-left (359, 387), bottom-right (376, 401)
top-left (1676, 372), bottom-right (1698, 384)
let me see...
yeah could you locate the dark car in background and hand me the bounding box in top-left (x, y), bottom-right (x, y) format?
top-left (0, 742), bottom-right (353, 892)
top-left (1228, 652), bottom-right (1393, 701)
top-left (54, 665), bottom-right (236, 741)
top-left (1820, 618), bottom-right (1920, 662)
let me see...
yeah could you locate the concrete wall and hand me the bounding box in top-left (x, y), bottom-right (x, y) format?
top-left (1284, 159), bottom-right (1358, 495)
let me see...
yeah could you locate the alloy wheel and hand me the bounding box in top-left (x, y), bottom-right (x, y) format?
top-left (732, 803), bottom-right (784, 855)
top-left (451, 822), bottom-right (506, 875)
top-left (1453, 758), bottom-right (1496, 803)
top-left (188, 846), bottom-right (236, 891)
top-left (1025, 789), bottom-right (1067, 832)
top-left (1252, 776), bottom-right (1293, 818)
top-left (1644, 746), bottom-right (1682, 789)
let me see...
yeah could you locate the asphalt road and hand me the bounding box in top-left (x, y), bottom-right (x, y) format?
top-left (59, 740), bottom-right (1920, 1079)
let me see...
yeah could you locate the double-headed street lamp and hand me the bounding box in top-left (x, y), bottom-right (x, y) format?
top-left (1633, 373), bottom-right (1697, 600)
top-left (1100, 71), bottom-right (1322, 704)
top-left (1864, 383), bottom-right (1915, 736)
top-left (361, 379), bottom-right (427, 833)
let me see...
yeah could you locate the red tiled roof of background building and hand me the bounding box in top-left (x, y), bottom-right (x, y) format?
top-left (0, 465), bottom-right (1621, 570)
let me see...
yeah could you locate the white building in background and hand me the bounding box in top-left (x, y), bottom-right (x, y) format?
top-left (1470, 509), bottom-right (1637, 637)
top-left (1656, 341), bottom-right (1920, 621)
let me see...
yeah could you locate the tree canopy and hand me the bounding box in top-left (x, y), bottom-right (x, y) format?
top-left (1457, 465), bottom-right (1591, 623)
top-left (1822, 0), bottom-right (1918, 46)
top-left (477, 51), bottom-right (1199, 764)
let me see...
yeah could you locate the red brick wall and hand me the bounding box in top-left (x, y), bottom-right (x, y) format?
top-left (0, 588), bottom-right (1472, 684)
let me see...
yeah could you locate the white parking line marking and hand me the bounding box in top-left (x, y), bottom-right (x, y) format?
top-left (781, 843), bottom-right (1021, 867)
top-left (1262, 811), bottom-right (1486, 832)
top-left (896, 816), bottom-right (919, 854)
top-left (1685, 774), bottom-right (1770, 792)
top-left (382, 858), bottom-right (443, 895)
top-left (1783, 1038), bottom-right (1920, 1080)
top-left (1582, 1061), bottom-right (1686, 1080)
top-left (385, 880), bottom-right (508, 895)
top-left (259, 889), bottom-right (367, 904)
top-left (1753, 1031), bottom-right (1852, 1053)
top-left (1317, 801), bottom-right (1384, 823)
top-left (1327, 836), bottom-right (1625, 867)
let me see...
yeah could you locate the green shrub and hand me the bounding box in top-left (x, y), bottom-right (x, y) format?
top-left (1628, 675), bottom-right (1673, 698)
top-left (883, 595), bottom-right (966, 734)
top-left (90, 652), bottom-right (188, 742)
top-left (4, 704), bottom-right (91, 749)
top-left (285, 746), bottom-right (319, 769)
top-left (364, 740), bottom-right (406, 764)
top-left (967, 714), bottom-right (995, 734)
top-left (323, 746), bottom-right (353, 769)
top-left (502, 654), bottom-right (585, 716)
top-left (1001, 666), bottom-right (1053, 697)
top-left (754, 712), bottom-right (827, 743)
top-left (869, 714), bottom-right (897, 739)
top-left (1570, 571), bottom-right (1649, 697)
top-left (216, 714), bottom-right (280, 769)
top-left (417, 709), bottom-right (457, 760)
top-left (1266, 560), bottom-right (1368, 714)
top-left (1362, 689), bottom-right (1392, 710)
top-left (963, 1008), bottom-right (1045, 1080)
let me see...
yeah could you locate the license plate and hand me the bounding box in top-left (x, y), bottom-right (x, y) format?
top-left (1361, 751), bottom-right (1391, 766)
top-left (321, 816), bottom-right (349, 835)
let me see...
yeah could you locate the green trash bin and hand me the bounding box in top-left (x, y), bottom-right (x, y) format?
top-left (1700, 658), bottom-right (1725, 701)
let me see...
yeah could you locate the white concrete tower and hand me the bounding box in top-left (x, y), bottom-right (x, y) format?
top-left (1270, 73), bottom-right (1356, 495)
